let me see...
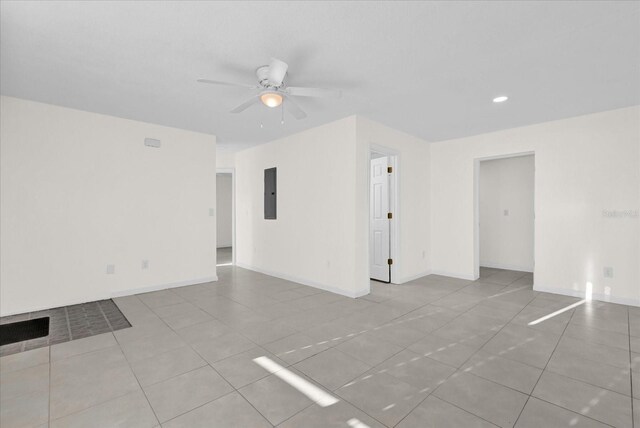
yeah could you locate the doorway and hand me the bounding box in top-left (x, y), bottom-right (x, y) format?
top-left (216, 169), bottom-right (235, 266)
top-left (369, 148), bottom-right (398, 283)
top-left (474, 153), bottom-right (535, 278)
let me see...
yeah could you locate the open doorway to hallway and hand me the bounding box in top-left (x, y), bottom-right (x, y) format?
top-left (369, 148), bottom-right (398, 283)
top-left (216, 171), bottom-right (234, 266)
top-left (476, 153), bottom-right (535, 282)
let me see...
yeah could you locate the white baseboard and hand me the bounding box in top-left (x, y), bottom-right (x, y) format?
top-left (236, 262), bottom-right (368, 298)
top-left (111, 275), bottom-right (218, 298)
top-left (480, 261), bottom-right (533, 273)
top-left (396, 269), bottom-right (432, 284)
top-left (533, 284), bottom-right (640, 307)
top-left (0, 275), bottom-right (220, 317)
top-left (429, 270), bottom-right (477, 281)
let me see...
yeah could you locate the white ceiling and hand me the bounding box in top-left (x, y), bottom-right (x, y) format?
top-left (2, 1), bottom-right (639, 151)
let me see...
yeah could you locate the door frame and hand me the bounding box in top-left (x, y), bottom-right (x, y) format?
top-left (216, 167), bottom-right (235, 266)
top-left (369, 144), bottom-right (399, 284)
top-left (473, 151), bottom-right (535, 280)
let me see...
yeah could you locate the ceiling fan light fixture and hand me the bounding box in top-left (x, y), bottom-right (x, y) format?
top-left (260, 92), bottom-right (283, 108)
top-left (493, 95), bottom-right (509, 103)
top-left (198, 58), bottom-right (334, 120)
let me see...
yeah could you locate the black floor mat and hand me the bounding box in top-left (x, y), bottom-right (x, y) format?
top-left (0, 299), bottom-right (131, 356)
top-left (0, 317), bottom-right (50, 346)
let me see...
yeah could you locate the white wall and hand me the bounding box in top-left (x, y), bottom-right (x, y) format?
top-left (431, 106), bottom-right (640, 305)
top-left (355, 117), bottom-right (431, 284)
top-left (5, 96), bottom-right (634, 310)
top-left (0, 96), bottom-right (217, 315)
top-left (216, 152), bottom-right (235, 169)
top-left (216, 174), bottom-right (233, 248)
top-left (235, 116), bottom-right (363, 297)
top-left (479, 155), bottom-right (534, 272)
top-left (234, 115), bottom-right (432, 297)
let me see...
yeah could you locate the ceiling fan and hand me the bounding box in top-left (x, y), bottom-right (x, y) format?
top-left (197, 58), bottom-right (341, 120)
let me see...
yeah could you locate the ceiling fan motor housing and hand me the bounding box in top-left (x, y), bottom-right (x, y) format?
top-left (256, 65), bottom-right (284, 88)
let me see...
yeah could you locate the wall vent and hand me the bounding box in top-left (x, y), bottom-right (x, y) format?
top-left (144, 138), bottom-right (161, 148)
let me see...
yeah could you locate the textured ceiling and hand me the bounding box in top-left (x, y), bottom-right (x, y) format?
top-left (1, 1), bottom-right (639, 151)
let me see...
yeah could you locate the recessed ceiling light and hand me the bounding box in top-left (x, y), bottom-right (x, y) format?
top-left (493, 96), bottom-right (509, 103)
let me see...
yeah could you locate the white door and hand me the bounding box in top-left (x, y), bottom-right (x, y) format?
top-left (370, 156), bottom-right (390, 282)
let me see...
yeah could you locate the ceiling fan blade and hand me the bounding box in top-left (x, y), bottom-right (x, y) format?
top-left (283, 96), bottom-right (307, 120)
top-left (286, 87), bottom-right (342, 98)
top-left (197, 79), bottom-right (256, 89)
top-left (230, 95), bottom-right (260, 113)
top-left (268, 58), bottom-right (288, 86)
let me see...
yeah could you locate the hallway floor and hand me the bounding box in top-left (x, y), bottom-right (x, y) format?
top-left (1, 267), bottom-right (637, 427)
top-left (216, 247), bottom-right (232, 266)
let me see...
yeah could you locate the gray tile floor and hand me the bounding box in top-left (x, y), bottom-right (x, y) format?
top-left (1, 266), bottom-right (638, 427)
top-left (217, 247), bottom-right (232, 265)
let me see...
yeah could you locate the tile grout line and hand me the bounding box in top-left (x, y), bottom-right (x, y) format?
top-left (16, 269), bottom-right (620, 428)
top-left (250, 271), bottom-right (535, 426)
top-left (0, 271), bottom-right (592, 426)
top-left (48, 342), bottom-right (246, 426)
top-left (186, 341), bottom-right (277, 426)
top-left (542, 363), bottom-right (634, 399)
top-left (279, 275), bottom-right (533, 427)
top-left (117, 293), bottom-right (195, 426)
top-left (215, 286), bottom-right (406, 426)
top-left (392, 274), bottom-right (537, 427)
top-left (409, 305), bottom-right (536, 422)
top-left (0, 270), bottom-right (470, 419)
top-left (455, 314), bottom-right (637, 398)
top-left (48, 387), bottom-right (144, 425)
top-left (193, 322), bottom-right (315, 426)
top-left (194, 350), bottom-right (279, 425)
top-left (204, 270), bottom-right (438, 427)
top-left (136, 287), bottom-right (277, 426)
top-left (45, 333), bottom-right (143, 424)
top-left (511, 294), bottom-right (577, 427)
top-left (527, 397), bottom-right (617, 428)
top-left (63, 306), bottom-right (73, 342)
top-left (112, 328), bottom-right (171, 426)
top-left (163, 388), bottom-right (270, 427)
top-left (274, 376), bottom-right (391, 428)
top-left (629, 308), bottom-right (635, 428)
top-left (48, 345), bottom-right (52, 425)
top-left (97, 300), bottom-right (114, 332)
top-left (273, 282), bottom-right (470, 371)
